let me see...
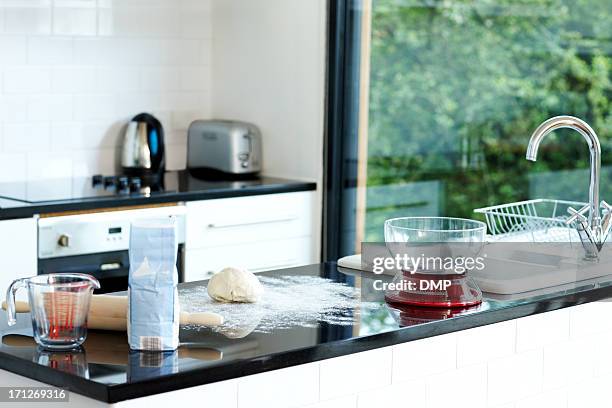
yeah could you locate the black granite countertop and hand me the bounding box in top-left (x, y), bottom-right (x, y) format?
top-left (1, 262), bottom-right (611, 403)
top-left (0, 171), bottom-right (316, 220)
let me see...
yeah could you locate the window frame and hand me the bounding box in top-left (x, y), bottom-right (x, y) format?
top-left (322, 0), bottom-right (367, 261)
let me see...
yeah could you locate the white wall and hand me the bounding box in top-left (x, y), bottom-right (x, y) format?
top-left (210, 0), bottom-right (327, 259)
top-left (0, 0), bottom-right (326, 183)
top-left (0, 0), bottom-right (212, 182)
top-left (210, 0), bottom-right (326, 183)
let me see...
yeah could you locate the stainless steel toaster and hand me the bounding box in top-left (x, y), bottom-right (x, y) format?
top-left (187, 120), bottom-right (262, 176)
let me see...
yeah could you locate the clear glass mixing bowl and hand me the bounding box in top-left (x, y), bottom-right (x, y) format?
top-left (383, 217), bottom-right (487, 308)
top-left (384, 217), bottom-right (487, 274)
top-left (384, 216), bottom-right (487, 244)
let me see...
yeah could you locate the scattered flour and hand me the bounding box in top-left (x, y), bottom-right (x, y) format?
top-left (179, 275), bottom-right (360, 336)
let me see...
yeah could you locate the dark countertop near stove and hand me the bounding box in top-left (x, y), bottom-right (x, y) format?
top-left (0, 262), bottom-right (611, 403)
top-left (0, 170), bottom-right (316, 219)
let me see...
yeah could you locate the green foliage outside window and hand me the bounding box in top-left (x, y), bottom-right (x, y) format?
top-left (365, 0), bottom-right (611, 240)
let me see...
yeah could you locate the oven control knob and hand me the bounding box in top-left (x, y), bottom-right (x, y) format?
top-left (92, 174), bottom-right (103, 187)
top-left (104, 176), bottom-right (116, 189)
top-left (57, 234), bottom-right (71, 248)
top-left (118, 176), bottom-right (129, 190)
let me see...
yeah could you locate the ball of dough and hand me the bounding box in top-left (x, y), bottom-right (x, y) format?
top-left (207, 267), bottom-right (264, 303)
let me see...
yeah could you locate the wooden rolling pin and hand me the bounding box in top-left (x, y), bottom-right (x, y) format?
top-left (2, 295), bottom-right (223, 331)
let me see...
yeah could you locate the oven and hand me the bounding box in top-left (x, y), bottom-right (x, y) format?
top-left (37, 205), bottom-right (186, 294)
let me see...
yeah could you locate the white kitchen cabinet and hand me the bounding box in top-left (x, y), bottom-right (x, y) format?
top-left (185, 237), bottom-right (313, 282)
top-left (184, 192), bottom-right (316, 281)
top-left (0, 218), bottom-right (37, 299)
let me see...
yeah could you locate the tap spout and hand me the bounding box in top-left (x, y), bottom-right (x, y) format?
top-left (526, 116), bottom-right (601, 230)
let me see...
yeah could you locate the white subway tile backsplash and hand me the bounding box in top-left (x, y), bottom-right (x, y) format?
top-left (27, 37), bottom-right (73, 65)
top-left (95, 67), bottom-right (140, 91)
top-left (170, 110), bottom-right (202, 131)
top-left (51, 67), bottom-right (96, 92)
top-left (0, 94), bottom-right (28, 121)
top-left (165, 143), bottom-right (187, 171)
top-left (3, 7), bottom-right (51, 35)
top-left (0, 37), bottom-right (27, 65)
top-left (72, 147), bottom-right (117, 176)
top-left (73, 94), bottom-right (115, 120)
top-left (116, 379), bottom-right (238, 407)
top-left (162, 38), bottom-right (206, 65)
top-left (180, 0), bottom-right (211, 12)
top-left (98, 6), bottom-right (180, 38)
top-left (592, 330), bottom-right (612, 378)
top-left (515, 389), bottom-right (567, 408)
top-left (357, 380), bottom-right (426, 408)
top-left (319, 347), bottom-right (392, 401)
top-left (75, 38), bottom-right (162, 66)
top-left (141, 67), bottom-right (181, 91)
top-left (26, 151), bottom-right (72, 180)
top-left (304, 396), bottom-right (357, 408)
top-left (73, 38), bottom-right (112, 65)
top-left (50, 122), bottom-right (81, 150)
top-left (180, 9), bottom-right (212, 39)
top-left (2, 1), bottom-right (52, 7)
top-left (27, 94), bottom-right (72, 121)
top-left (180, 66), bottom-right (208, 91)
top-left (488, 350), bottom-right (543, 406)
top-left (456, 321), bottom-right (516, 367)
top-left (543, 337), bottom-right (595, 391)
top-left (569, 301), bottom-right (612, 338)
top-left (116, 92), bottom-right (163, 114)
top-left (53, 0), bottom-right (96, 8)
top-left (80, 120), bottom-right (123, 148)
top-left (3, 123), bottom-right (50, 152)
top-left (165, 91), bottom-right (208, 111)
top-left (567, 374), bottom-right (612, 408)
top-left (4, 67), bottom-right (51, 93)
top-left (52, 7), bottom-right (97, 36)
top-left (516, 308), bottom-right (569, 352)
top-left (0, 2), bottom-right (210, 181)
top-left (392, 333), bottom-right (456, 382)
top-left (98, 0), bottom-right (178, 9)
top-left (426, 364), bottom-right (487, 408)
top-left (237, 363), bottom-right (319, 408)
top-left (0, 153), bottom-right (26, 182)
top-left (117, 38), bottom-right (163, 65)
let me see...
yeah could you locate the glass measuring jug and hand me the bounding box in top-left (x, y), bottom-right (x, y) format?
top-left (6, 274), bottom-right (100, 350)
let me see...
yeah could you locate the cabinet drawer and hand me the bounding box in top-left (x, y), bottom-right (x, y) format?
top-left (185, 191), bottom-right (313, 249)
top-left (184, 236), bottom-right (313, 282)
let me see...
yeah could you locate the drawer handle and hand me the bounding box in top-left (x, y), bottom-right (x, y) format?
top-left (207, 215), bottom-right (298, 229)
top-left (100, 262), bottom-right (122, 271)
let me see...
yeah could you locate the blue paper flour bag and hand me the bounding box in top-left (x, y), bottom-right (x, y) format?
top-left (128, 217), bottom-right (179, 351)
top-left (127, 350), bottom-right (179, 382)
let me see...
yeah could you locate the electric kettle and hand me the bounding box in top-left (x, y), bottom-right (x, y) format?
top-left (121, 113), bottom-right (165, 183)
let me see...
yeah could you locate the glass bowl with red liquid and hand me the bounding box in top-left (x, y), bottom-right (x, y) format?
top-left (383, 217), bottom-right (486, 308)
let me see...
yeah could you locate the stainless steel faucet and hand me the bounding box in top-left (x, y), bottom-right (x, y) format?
top-left (526, 115), bottom-right (611, 259)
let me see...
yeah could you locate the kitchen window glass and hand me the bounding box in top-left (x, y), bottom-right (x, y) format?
top-left (325, 0), bottom-right (612, 258)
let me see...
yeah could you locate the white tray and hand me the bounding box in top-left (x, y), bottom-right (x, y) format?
top-left (337, 251), bottom-right (612, 295)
